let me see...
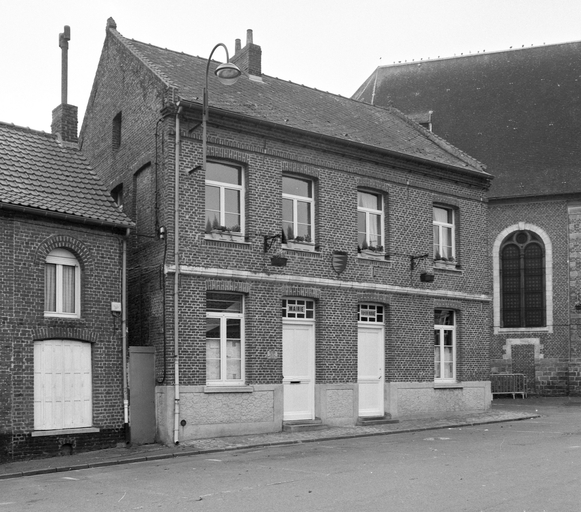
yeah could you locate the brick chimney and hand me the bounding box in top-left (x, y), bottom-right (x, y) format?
top-left (51, 25), bottom-right (78, 143)
top-left (231, 29), bottom-right (262, 78)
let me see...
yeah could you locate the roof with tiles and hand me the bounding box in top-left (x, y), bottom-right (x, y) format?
top-left (109, 26), bottom-right (489, 178)
top-left (0, 122), bottom-right (133, 227)
top-left (353, 41), bottom-right (581, 199)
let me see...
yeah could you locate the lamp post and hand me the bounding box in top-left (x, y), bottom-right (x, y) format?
top-left (202, 44), bottom-right (242, 172)
top-left (173, 44), bottom-right (241, 445)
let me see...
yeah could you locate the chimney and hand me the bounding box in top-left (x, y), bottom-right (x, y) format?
top-left (231, 29), bottom-right (262, 78)
top-left (51, 25), bottom-right (78, 143)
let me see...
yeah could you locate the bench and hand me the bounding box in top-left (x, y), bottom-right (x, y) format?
top-left (491, 373), bottom-right (527, 399)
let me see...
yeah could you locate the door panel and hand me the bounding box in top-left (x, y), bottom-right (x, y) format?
top-left (283, 322), bottom-right (314, 421)
top-left (358, 326), bottom-right (384, 417)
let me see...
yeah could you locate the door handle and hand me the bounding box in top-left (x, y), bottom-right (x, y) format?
top-left (290, 381), bottom-right (301, 384)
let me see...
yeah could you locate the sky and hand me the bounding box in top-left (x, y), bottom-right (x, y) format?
top-left (2, 0), bottom-right (580, 133)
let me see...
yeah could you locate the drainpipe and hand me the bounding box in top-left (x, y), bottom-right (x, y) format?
top-left (122, 230), bottom-right (130, 441)
top-left (173, 104), bottom-right (182, 444)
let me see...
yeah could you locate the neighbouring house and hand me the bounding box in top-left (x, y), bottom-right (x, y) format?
top-left (354, 41), bottom-right (581, 395)
top-left (79, 19), bottom-right (493, 445)
top-left (0, 45), bottom-right (133, 460)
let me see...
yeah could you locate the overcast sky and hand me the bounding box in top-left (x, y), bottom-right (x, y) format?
top-left (2, 0), bottom-right (580, 133)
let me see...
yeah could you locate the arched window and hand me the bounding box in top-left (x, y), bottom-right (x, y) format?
top-left (500, 230), bottom-right (545, 328)
top-left (44, 248), bottom-right (81, 318)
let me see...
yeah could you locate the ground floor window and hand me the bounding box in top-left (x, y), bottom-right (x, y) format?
top-left (34, 339), bottom-right (92, 430)
top-left (434, 309), bottom-right (456, 382)
top-left (206, 293), bottom-right (244, 384)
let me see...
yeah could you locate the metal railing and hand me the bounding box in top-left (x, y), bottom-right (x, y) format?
top-left (491, 373), bottom-right (527, 399)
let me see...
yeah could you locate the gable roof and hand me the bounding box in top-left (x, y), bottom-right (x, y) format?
top-left (108, 27), bottom-right (488, 178)
top-left (0, 122), bottom-right (133, 227)
top-left (354, 41), bottom-right (581, 199)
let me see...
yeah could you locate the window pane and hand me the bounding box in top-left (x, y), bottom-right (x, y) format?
top-left (283, 176), bottom-right (311, 197)
top-left (434, 309), bottom-right (454, 325)
top-left (358, 191), bottom-right (381, 210)
top-left (441, 227), bottom-right (453, 258)
top-left (433, 226), bottom-right (440, 258)
top-left (45, 264), bottom-right (56, 312)
top-left (207, 162), bottom-right (241, 185)
top-left (206, 293), bottom-right (243, 313)
top-left (224, 189), bottom-right (241, 215)
top-left (205, 185), bottom-right (220, 229)
top-left (433, 206), bottom-right (452, 224)
top-left (61, 265), bottom-right (76, 313)
top-left (369, 214), bottom-right (382, 246)
top-left (206, 319), bottom-right (221, 381)
top-left (296, 201), bottom-right (311, 225)
top-left (226, 318), bottom-right (241, 380)
top-left (358, 212), bottom-right (366, 246)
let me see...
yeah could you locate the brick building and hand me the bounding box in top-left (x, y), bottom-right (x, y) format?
top-left (354, 41), bottom-right (581, 395)
top-left (79, 20), bottom-right (493, 445)
top-left (0, 110), bottom-right (133, 461)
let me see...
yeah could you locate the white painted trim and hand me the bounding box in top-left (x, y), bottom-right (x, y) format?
top-left (492, 223), bottom-right (553, 334)
top-left (31, 427), bottom-right (100, 437)
top-left (166, 265), bottom-right (491, 303)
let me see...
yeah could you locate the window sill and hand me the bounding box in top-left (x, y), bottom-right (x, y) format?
top-left (44, 313), bottom-right (81, 319)
top-left (496, 327), bottom-right (550, 333)
top-left (433, 263), bottom-right (463, 274)
top-left (434, 382), bottom-right (463, 389)
top-left (204, 385), bottom-right (253, 393)
top-left (283, 242), bottom-right (316, 252)
top-left (204, 233), bottom-right (247, 243)
top-left (31, 427), bottom-right (100, 437)
top-left (358, 252), bottom-right (388, 262)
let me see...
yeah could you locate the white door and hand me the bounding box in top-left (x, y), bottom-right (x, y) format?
top-left (283, 322), bottom-right (315, 421)
top-left (358, 325), bottom-right (384, 417)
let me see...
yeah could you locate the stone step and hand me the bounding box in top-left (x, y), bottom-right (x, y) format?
top-left (356, 415), bottom-right (399, 426)
top-left (282, 418), bottom-right (327, 433)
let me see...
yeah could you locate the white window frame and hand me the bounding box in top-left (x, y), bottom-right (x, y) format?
top-left (205, 161), bottom-right (245, 235)
top-left (282, 175), bottom-right (315, 245)
top-left (206, 293), bottom-right (245, 386)
top-left (44, 248), bottom-right (81, 318)
top-left (34, 339), bottom-right (93, 430)
top-left (434, 309), bottom-right (456, 383)
top-left (357, 303), bottom-right (384, 323)
top-left (357, 190), bottom-right (385, 251)
top-left (433, 205), bottom-right (456, 261)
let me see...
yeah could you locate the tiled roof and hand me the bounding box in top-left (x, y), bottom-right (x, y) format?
top-left (0, 122), bottom-right (133, 227)
top-left (354, 42), bottom-right (581, 198)
top-left (112, 30), bottom-right (488, 177)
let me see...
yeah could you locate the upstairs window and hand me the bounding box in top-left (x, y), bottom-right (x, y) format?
top-left (44, 249), bottom-right (80, 318)
top-left (282, 175), bottom-right (314, 243)
top-left (111, 183), bottom-right (123, 209)
top-left (433, 206), bottom-right (455, 261)
top-left (205, 162), bottom-right (244, 235)
top-left (358, 190), bottom-right (384, 252)
top-left (434, 309), bottom-right (456, 382)
top-left (500, 230), bottom-right (545, 328)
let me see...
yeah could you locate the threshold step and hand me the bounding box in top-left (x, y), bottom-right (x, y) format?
top-left (356, 415), bottom-right (399, 426)
top-left (283, 418), bottom-right (327, 433)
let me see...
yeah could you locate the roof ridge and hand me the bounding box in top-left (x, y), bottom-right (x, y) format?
top-left (0, 121), bottom-right (53, 138)
top-left (376, 39), bottom-right (581, 69)
top-left (108, 27), bottom-right (179, 93)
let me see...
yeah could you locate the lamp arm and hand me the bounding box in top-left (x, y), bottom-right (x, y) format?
top-left (203, 43), bottom-right (232, 173)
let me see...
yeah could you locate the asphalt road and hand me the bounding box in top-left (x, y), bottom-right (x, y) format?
top-left (2, 401), bottom-right (580, 511)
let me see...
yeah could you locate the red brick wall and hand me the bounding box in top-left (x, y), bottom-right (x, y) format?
top-left (0, 210), bottom-right (126, 461)
top-left (79, 32), bottom-right (492, 412)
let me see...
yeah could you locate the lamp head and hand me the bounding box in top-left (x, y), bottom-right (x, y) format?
top-left (215, 62), bottom-right (242, 85)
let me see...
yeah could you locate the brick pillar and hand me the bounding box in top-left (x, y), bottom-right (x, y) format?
top-left (51, 103), bottom-right (78, 143)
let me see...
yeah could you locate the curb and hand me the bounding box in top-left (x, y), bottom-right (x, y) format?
top-left (0, 413), bottom-right (539, 480)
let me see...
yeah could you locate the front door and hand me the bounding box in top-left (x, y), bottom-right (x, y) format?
top-left (358, 324), bottom-right (385, 417)
top-left (282, 321), bottom-right (315, 421)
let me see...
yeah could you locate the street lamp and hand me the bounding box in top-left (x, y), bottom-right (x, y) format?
top-left (202, 44), bottom-right (242, 172)
top-left (173, 43), bottom-right (241, 445)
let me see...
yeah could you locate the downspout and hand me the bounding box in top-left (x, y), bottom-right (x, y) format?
top-left (173, 103), bottom-right (182, 444)
top-left (122, 229), bottom-right (130, 441)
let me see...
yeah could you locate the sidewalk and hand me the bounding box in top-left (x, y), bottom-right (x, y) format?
top-left (4, 397), bottom-right (570, 480)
